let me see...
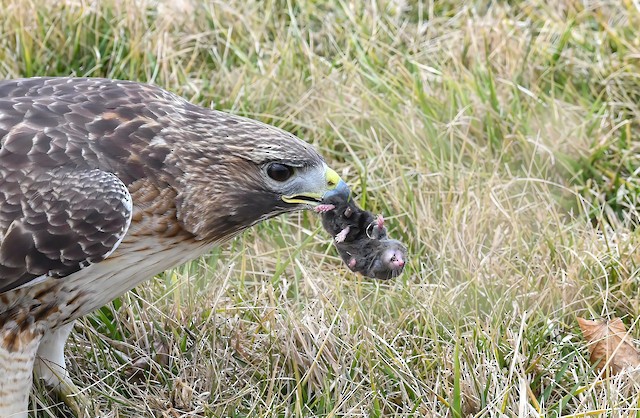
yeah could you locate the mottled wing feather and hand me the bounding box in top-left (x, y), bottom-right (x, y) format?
top-left (0, 77), bottom-right (175, 293)
top-left (0, 167), bottom-right (132, 293)
top-left (0, 77), bottom-right (176, 184)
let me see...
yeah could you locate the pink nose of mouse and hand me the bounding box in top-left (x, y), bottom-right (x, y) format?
top-left (391, 252), bottom-right (405, 268)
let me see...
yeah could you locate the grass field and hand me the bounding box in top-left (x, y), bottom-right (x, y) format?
top-left (2, 0), bottom-right (640, 416)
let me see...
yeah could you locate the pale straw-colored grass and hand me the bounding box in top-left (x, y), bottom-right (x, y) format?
top-left (2, 0), bottom-right (640, 416)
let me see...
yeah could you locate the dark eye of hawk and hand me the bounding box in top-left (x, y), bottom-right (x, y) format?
top-left (266, 163), bottom-right (295, 182)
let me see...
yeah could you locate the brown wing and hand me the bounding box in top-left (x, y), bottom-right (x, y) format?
top-left (0, 77), bottom-right (174, 293)
top-left (0, 167), bottom-right (132, 293)
top-left (0, 78), bottom-right (169, 292)
top-left (0, 77), bottom-right (175, 185)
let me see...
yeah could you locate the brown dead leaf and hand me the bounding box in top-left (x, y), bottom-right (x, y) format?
top-left (578, 317), bottom-right (640, 375)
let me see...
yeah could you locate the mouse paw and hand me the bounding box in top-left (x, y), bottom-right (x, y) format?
top-left (335, 226), bottom-right (350, 243)
top-left (315, 204), bottom-right (336, 213)
top-left (348, 258), bottom-right (357, 269)
top-left (367, 215), bottom-right (386, 239)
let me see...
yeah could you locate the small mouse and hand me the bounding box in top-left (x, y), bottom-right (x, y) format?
top-left (316, 196), bottom-right (407, 280)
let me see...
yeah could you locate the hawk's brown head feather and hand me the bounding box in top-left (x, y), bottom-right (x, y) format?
top-left (158, 105), bottom-right (336, 241)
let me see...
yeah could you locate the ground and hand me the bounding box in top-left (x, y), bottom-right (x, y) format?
top-left (2, 0), bottom-right (640, 416)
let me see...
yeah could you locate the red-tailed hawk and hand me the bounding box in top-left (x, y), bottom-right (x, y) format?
top-left (0, 77), bottom-right (349, 417)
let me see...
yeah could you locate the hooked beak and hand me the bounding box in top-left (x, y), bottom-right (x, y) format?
top-left (322, 177), bottom-right (350, 201)
top-left (281, 167), bottom-right (351, 206)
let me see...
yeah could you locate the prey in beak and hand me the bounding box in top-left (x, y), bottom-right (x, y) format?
top-left (315, 187), bottom-right (408, 280)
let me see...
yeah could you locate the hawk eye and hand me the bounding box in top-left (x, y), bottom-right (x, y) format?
top-left (266, 163), bottom-right (294, 182)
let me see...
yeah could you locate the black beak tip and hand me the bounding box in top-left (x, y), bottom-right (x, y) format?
top-left (322, 180), bottom-right (351, 202)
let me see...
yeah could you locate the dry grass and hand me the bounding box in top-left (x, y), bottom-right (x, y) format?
top-left (2, 0), bottom-right (640, 416)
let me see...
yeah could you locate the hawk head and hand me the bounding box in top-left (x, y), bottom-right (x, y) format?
top-left (164, 111), bottom-right (350, 242)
